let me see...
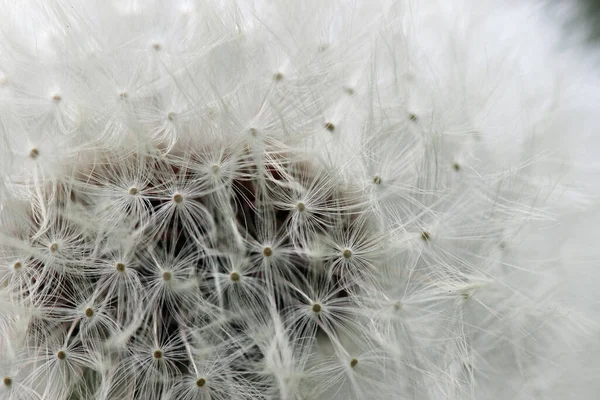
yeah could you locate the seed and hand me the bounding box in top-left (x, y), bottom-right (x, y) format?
top-left (3, 376), bottom-right (12, 386)
top-left (324, 122), bottom-right (335, 132)
top-left (296, 202), bottom-right (305, 212)
top-left (29, 148), bottom-right (40, 159)
top-left (350, 358), bottom-right (358, 368)
top-left (152, 42), bottom-right (161, 51)
top-left (273, 72), bottom-right (284, 81)
top-left (230, 271), bottom-right (240, 282)
top-left (408, 113), bottom-right (418, 122)
top-left (49, 243), bottom-right (59, 253)
top-left (128, 186), bottom-right (138, 195)
top-left (421, 231), bottom-right (430, 241)
top-left (13, 261), bottom-right (22, 270)
top-left (162, 271), bottom-right (172, 281)
top-left (373, 176), bottom-right (382, 185)
top-left (343, 86), bottom-right (355, 95)
top-left (119, 91), bottom-right (128, 99)
top-left (85, 307), bottom-right (94, 318)
top-left (115, 262), bottom-right (126, 272)
top-left (153, 349), bottom-right (163, 359)
top-left (452, 162), bottom-right (461, 171)
top-left (173, 193), bottom-right (184, 204)
top-left (196, 377), bottom-right (206, 387)
top-left (311, 303), bottom-right (322, 313)
top-left (263, 247), bottom-right (273, 257)
top-left (342, 249), bottom-right (352, 259)
top-left (52, 94), bottom-right (62, 102)
top-left (211, 164), bottom-right (220, 175)
top-left (167, 112), bottom-right (176, 121)
top-left (57, 350), bottom-right (66, 360)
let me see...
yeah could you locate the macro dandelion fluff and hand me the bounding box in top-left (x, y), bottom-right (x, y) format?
top-left (1, 0), bottom-right (600, 399)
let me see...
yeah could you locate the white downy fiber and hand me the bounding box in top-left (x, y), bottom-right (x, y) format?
top-left (0, 0), bottom-right (599, 399)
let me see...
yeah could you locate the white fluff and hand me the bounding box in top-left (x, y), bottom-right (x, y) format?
top-left (0, 0), bottom-right (599, 399)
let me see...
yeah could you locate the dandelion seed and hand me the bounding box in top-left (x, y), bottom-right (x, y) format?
top-left (128, 186), bottom-right (139, 195)
top-left (152, 42), bottom-right (162, 51)
top-left (373, 176), bottom-right (382, 185)
top-left (263, 247), bottom-right (273, 257)
top-left (167, 112), bottom-right (177, 121)
top-left (173, 193), bottom-right (184, 204)
top-left (311, 303), bottom-right (322, 313)
top-left (350, 358), bottom-right (359, 368)
top-left (452, 162), bottom-right (461, 171)
top-left (52, 94), bottom-right (62, 102)
top-left (153, 349), bottom-right (163, 359)
top-left (421, 231), bottom-right (430, 241)
top-left (119, 91), bottom-right (128, 99)
top-left (408, 113), bottom-right (417, 122)
top-left (342, 249), bottom-right (352, 259)
top-left (273, 71), bottom-right (284, 81)
top-left (196, 377), bottom-right (206, 387)
top-left (324, 122), bottom-right (335, 132)
top-left (29, 148), bottom-right (40, 159)
top-left (115, 262), bottom-right (126, 272)
top-left (343, 86), bottom-right (355, 95)
top-left (56, 350), bottom-right (66, 360)
top-left (49, 242), bottom-right (59, 253)
top-left (2, 377), bottom-right (12, 386)
top-left (84, 307), bottom-right (94, 318)
top-left (296, 202), bottom-right (306, 212)
top-left (230, 271), bottom-right (241, 282)
top-left (162, 271), bottom-right (172, 281)
top-left (12, 261), bottom-right (22, 270)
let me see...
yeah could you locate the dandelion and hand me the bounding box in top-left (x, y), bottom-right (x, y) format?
top-left (0, 0), bottom-right (599, 399)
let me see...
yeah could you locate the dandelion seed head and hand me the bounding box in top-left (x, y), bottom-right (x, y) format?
top-left (0, 2), bottom-right (595, 399)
